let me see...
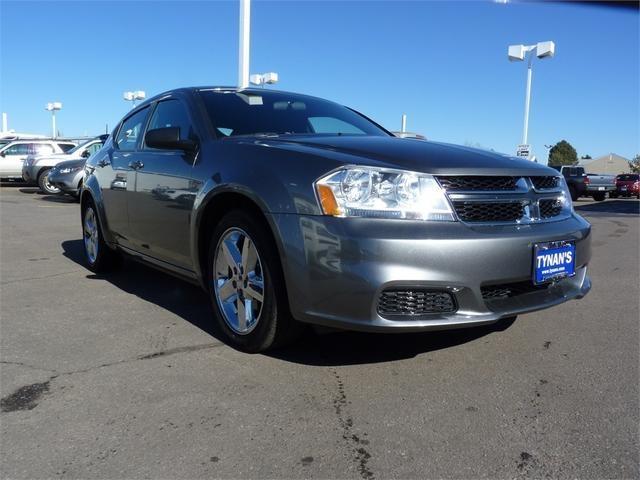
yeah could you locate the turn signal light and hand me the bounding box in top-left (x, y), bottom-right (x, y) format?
top-left (316, 184), bottom-right (341, 216)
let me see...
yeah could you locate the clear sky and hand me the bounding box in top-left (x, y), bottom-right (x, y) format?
top-left (1, 1), bottom-right (638, 161)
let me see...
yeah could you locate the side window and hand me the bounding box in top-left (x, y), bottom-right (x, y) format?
top-left (31, 143), bottom-right (55, 155)
top-left (87, 142), bottom-right (103, 156)
top-left (57, 143), bottom-right (76, 153)
top-left (145, 100), bottom-right (194, 146)
top-left (115, 107), bottom-right (150, 151)
top-left (4, 143), bottom-right (29, 155)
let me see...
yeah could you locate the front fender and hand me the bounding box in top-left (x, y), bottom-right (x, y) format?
top-left (80, 173), bottom-right (116, 246)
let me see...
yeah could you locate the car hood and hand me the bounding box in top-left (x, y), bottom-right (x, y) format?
top-left (55, 158), bottom-right (85, 169)
top-left (250, 135), bottom-right (557, 176)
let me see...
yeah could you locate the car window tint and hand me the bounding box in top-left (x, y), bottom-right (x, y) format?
top-left (201, 90), bottom-right (388, 138)
top-left (57, 143), bottom-right (76, 152)
top-left (308, 117), bottom-right (366, 134)
top-left (87, 142), bottom-right (103, 155)
top-left (146, 100), bottom-right (193, 144)
top-left (115, 107), bottom-right (149, 151)
top-left (4, 143), bottom-right (29, 155)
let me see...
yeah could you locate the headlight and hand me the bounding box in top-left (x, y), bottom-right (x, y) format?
top-left (558, 176), bottom-right (574, 213)
top-left (59, 166), bottom-right (82, 174)
top-left (314, 166), bottom-right (455, 221)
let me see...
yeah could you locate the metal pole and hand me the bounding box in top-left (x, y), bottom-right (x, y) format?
top-left (52, 111), bottom-right (56, 139)
top-left (522, 54), bottom-right (533, 145)
top-left (238, 0), bottom-right (251, 89)
top-left (401, 114), bottom-right (407, 133)
top-left (1, 113), bottom-right (7, 132)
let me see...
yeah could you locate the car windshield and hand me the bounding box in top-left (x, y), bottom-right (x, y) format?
top-left (200, 90), bottom-right (389, 138)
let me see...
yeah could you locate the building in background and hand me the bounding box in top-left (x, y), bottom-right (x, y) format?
top-left (579, 153), bottom-right (631, 174)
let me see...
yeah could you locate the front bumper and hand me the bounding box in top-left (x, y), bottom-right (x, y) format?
top-left (48, 169), bottom-right (83, 194)
top-left (271, 213), bottom-right (592, 332)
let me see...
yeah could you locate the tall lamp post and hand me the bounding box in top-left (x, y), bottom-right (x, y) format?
top-left (45, 102), bottom-right (62, 139)
top-left (123, 90), bottom-right (146, 108)
top-left (508, 41), bottom-right (555, 160)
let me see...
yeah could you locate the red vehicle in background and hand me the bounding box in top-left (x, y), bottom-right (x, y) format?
top-left (610, 174), bottom-right (640, 199)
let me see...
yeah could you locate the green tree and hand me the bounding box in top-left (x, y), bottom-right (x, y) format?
top-left (548, 140), bottom-right (578, 166)
top-left (630, 154), bottom-right (640, 173)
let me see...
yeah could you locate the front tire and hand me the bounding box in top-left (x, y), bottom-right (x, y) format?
top-left (37, 168), bottom-right (61, 194)
top-left (207, 210), bottom-right (301, 352)
top-left (81, 200), bottom-right (121, 273)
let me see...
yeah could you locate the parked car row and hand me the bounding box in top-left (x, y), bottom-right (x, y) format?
top-left (0, 139), bottom-right (76, 180)
top-left (551, 165), bottom-right (628, 201)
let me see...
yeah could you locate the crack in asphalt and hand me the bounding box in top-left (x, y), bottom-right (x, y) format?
top-left (0, 342), bottom-right (224, 414)
top-left (1, 269), bottom-right (86, 285)
top-left (330, 368), bottom-right (374, 480)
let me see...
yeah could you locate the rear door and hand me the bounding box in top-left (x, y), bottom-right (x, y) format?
top-left (127, 98), bottom-right (198, 269)
top-left (97, 106), bottom-right (150, 245)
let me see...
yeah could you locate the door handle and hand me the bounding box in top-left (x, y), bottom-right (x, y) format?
top-left (128, 160), bottom-right (144, 170)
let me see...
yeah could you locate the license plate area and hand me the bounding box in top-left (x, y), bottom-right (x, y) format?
top-left (533, 241), bottom-right (576, 285)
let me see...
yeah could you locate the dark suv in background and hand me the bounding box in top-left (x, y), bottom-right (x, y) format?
top-left (81, 87), bottom-right (591, 352)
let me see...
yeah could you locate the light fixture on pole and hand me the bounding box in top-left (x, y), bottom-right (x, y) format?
top-left (45, 102), bottom-right (62, 139)
top-left (249, 72), bottom-right (279, 87)
top-left (508, 40), bottom-right (555, 160)
top-left (238, 0), bottom-right (251, 89)
top-left (123, 90), bottom-right (146, 107)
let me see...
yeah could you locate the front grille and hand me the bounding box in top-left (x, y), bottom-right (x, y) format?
top-left (378, 289), bottom-right (456, 317)
top-left (437, 176), bottom-right (518, 191)
top-left (481, 281), bottom-right (549, 300)
top-left (452, 201), bottom-right (524, 223)
top-left (531, 176), bottom-right (559, 190)
top-left (539, 199), bottom-right (563, 218)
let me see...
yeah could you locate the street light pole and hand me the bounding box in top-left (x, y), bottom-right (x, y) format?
top-left (45, 102), bottom-right (62, 139)
top-left (508, 41), bottom-right (555, 159)
top-left (238, 0), bottom-right (251, 90)
top-left (522, 54), bottom-right (533, 145)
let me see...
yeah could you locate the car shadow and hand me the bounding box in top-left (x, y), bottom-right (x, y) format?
top-left (61, 239), bottom-right (516, 366)
top-left (575, 199), bottom-right (639, 215)
top-left (40, 194), bottom-right (78, 204)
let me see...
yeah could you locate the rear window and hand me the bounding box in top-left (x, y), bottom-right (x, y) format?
top-left (57, 143), bottom-right (76, 152)
top-left (617, 174), bottom-right (638, 181)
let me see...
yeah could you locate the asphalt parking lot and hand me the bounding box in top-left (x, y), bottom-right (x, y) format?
top-left (1, 183), bottom-right (638, 479)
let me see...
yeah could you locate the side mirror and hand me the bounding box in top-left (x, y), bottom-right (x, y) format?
top-left (0, 151), bottom-right (5, 157)
top-left (81, 150), bottom-right (91, 158)
top-left (145, 127), bottom-right (197, 152)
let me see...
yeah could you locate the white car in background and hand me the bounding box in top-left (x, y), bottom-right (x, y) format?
top-left (0, 139), bottom-right (76, 182)
top-left (21, 135), bottom-right (108, 194)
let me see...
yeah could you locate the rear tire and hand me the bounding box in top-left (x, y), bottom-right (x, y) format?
top-left (593, 192), bottom-right (606, 202)
top-left (207, 209), bottom-right (301, 352)
top-left (81, 199), bottom-right (121, 273)
top-left (37, 168), bottom-right (61, 194)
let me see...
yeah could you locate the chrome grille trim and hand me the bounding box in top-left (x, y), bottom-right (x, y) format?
top-left (437, 176), bottom-right (569, 224)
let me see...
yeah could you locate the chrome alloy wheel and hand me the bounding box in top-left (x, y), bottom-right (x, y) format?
top-left (214, 228), bottom-right (265, 335)
top-left (83, 207), bottom-right (99, 264)
top-left (43, 174), bottom-right (60, 194)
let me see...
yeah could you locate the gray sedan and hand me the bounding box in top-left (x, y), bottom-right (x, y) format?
top-left (80, 87), bottom-right (591, 352)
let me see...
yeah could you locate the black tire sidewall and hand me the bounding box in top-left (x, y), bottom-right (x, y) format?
top-left (207, 210), bottom-right (285, 352)
top-left (38, 169), bottom-right (59, 194)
